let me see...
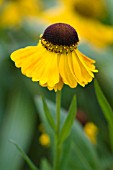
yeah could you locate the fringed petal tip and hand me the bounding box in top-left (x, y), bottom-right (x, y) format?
top-left (40, 79), bottom-right (64, 92)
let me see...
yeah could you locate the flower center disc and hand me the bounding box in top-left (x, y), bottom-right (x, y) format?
top-left (41, 23), bottom-right (79, 53)
top-left (42, 23), bottom-right (79, 46)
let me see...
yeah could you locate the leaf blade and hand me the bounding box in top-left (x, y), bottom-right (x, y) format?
top-left (42, 97), bottom-right (56, 131)
top-left (35, 96), bottom-right (102, 170)
top-left (94, 79), bottom-right (113, 125)
top-left (59, 95), bottom-right (77, 144)
top-left (94, 79), bottom-right (113, 151)
top-left (10, 140), bottom-right (39, 170)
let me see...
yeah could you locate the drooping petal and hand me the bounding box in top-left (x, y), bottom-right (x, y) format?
top-left (59, 53), bottom-right (77, 88)
top-left (48, 78), bottom-right (64, 91)
top-left (11, 44), bottom-right (46, 79)
top-left (76, 49), bottom-right (98, 73)
top-left (11, 46), bottom-right (40, 67)
top-left (11, 42), bottom-right (61, 90)
top-left (54, 78), bottom-right (64, 91)
top-left (70, 51), bottom-right (85, 86)
top-left (75, 49), bottom-right (98, 76)
top-left (47, 53), bottom-right (60, 87)
top-left (71, 50), bottom-right (96, 86)
top-left (39, 51), bottom-right (60, 87)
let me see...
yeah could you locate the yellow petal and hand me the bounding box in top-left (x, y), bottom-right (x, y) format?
top-left (54, 78), bottom-right (64, 91)
top-left (11, 41), bottom-right (61, 90)
top-left (39, 51), bottom-right (60, 87)
top-left (59, 53), bottom-right (77, 88)
top-left (11, 46), bottom-right (39, 65)
top-left (75, 49), bottom-right (98, 76)
top-left (71, 51), bottom-right (85, 86)
top-left (48, 78), bottom-right (64, 92)
top-left (77, 50), bottom-right (98, 73)
top-left (11, 45), bottom-right (46, 79)
top-left (72, 50), bottom-right (93, 85)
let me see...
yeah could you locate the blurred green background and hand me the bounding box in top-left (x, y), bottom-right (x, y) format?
top-left (0, 0), bottom-right (113, 170)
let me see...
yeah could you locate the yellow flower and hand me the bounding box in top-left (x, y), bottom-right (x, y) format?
top-left (0, 0), bottom-right (3, 5)
top-left (1, 2), bottom-right (21, 27)
top-left (84, 122), bottom-right (98, 144)
top-left (39, 133), bottom-right (50, 147)
top-left (61, 0), bottom-right (106, 19)
top-left (0, 0), bottom-right (42, 27)
top-left (11, 23), bottom-right (98, 91)
top-left (41, 0), bottom-right (113, 47)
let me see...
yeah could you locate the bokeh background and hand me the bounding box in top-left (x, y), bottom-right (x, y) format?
top-left (0, 0), bottom-right (113, 170)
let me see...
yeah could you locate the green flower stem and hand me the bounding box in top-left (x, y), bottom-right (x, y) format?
top-left (53, 90), bottom-right (61, 170)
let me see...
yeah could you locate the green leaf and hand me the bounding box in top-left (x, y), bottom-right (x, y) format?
top-left (35, 96), bottom-right (102, 170)
top-left (42, 97), bottom-right (56, 131)
top-left (59, 95), bottom-right (77, 144)
top-left (94, 79), bottom-right (113, 151)
top-left (71, 142), bottom-right (94, 170)
top-left (40, 158), bottom-right (52, 170)
top-left (10, 140), bottom-right (39, 170)
top-left (0, 84), bottom-right (36, 170)
top-left (94, 79), bottom-right (113, 123)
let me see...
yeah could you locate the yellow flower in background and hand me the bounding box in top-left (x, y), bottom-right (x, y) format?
top-left (38, 124), bottom-right (50, 147)
top-left (61, 0), bottom-right (106, 19)
top-left (0, 0), bottom-right (42, 27)
top-left (0, 0), bottom-right (3, 5)
top-left (41, 0), bottom-right (113, 47)
top-left (11, 23), bottom-right (98, 91)
top-left (0, 2), bottom-right (21, 27)
top-left (84, 122), bottom-right (98, 144)
top-left (39, 133), bottom-right (50, 147)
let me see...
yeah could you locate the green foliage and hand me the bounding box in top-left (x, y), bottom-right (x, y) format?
top-left (94, 79), bottom-right (113, 151)
top-left (42, 96), bottom-right (56, 131)
top-left (40, 159), bottom-right (52, 170)
top-left (35, 96), bottom-right (102, 170)
top-left (10, 140), bottom-right (39, 170)
top-left (59, 95), bottom-right (77, 144)
top-left (0, 78), bottom-right (37, 170)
